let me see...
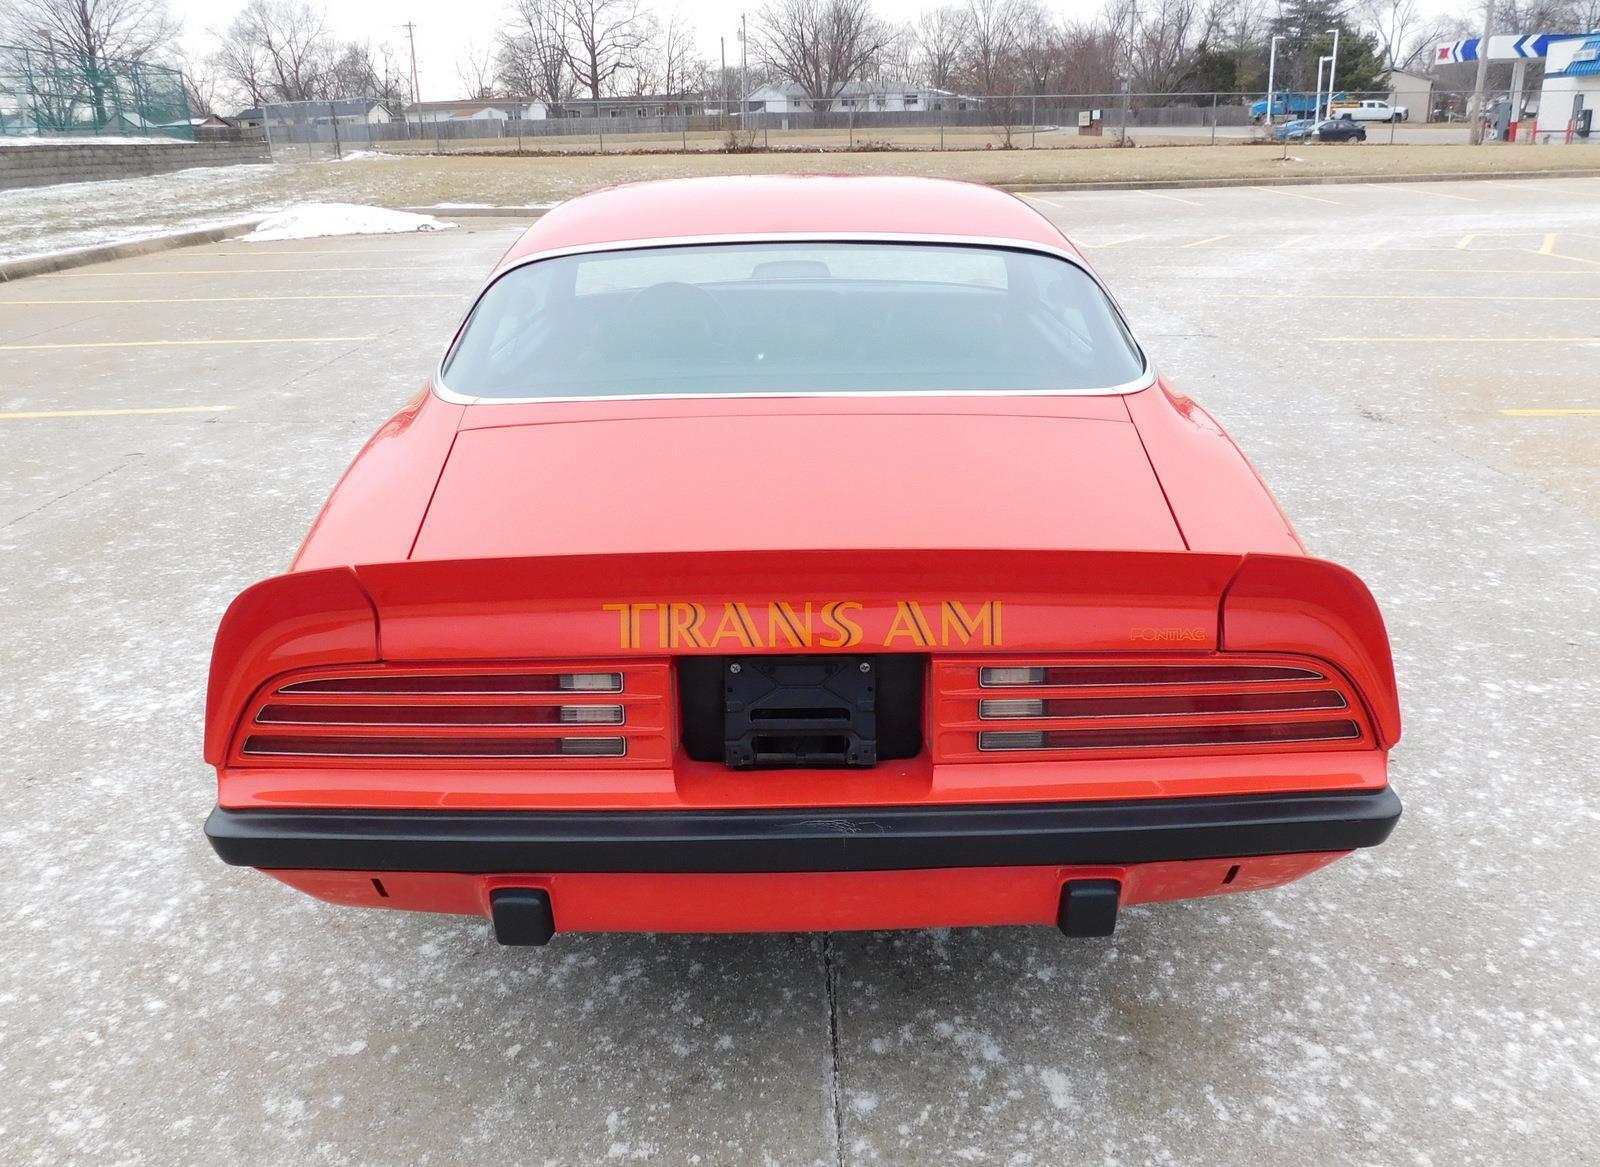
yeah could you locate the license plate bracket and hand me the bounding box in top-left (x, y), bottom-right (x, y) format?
top-left (723, 655), bottom-right (878, 769)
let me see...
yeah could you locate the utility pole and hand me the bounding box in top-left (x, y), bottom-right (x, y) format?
top-left (1468, 0), bottom-right (1494, 145)
top-left (402, 22), bottom-right (420, 105)
top-left (720, 36), bottom-right (728, 131)
top-left (1120, 0), bottom-right (1137, 145)
top-left (739, 13), bottom-right (748, 126)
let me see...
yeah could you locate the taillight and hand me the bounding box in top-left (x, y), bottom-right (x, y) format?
top-left (233, 663), bottom-right (668, 766)
top-left (936, 656), bottom-right (1372, 761)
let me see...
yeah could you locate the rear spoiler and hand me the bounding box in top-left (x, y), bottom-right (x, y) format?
top-left (204, 549), bottom-right (1399, 764)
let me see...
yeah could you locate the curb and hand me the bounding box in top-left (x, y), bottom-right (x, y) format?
top-left (999, 168), bottom-right (1600, 194)
top-left (0, 218), bottom-right (265, 283)
top-left (401, 206), bottom-right (552, 218)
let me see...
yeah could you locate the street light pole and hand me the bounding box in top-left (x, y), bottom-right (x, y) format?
top-left (1266, 34), bottom-right (1286, 127)
top-left (1324, 27), bottom-right (1340, 120)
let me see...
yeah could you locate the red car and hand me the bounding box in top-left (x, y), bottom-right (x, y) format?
top-left (204, 176), bottom-right (1400, 944)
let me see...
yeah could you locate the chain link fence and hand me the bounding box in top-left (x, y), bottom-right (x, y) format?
top-left (0, 44), bottom-right (191, 138)
top-left (252, 87), bottom-right (1596, 161)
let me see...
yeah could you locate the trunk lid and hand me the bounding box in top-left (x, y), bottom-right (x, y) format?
top-left (411, 405), bottom-right (1184, 561)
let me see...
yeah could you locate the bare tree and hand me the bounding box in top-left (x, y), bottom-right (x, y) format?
top-left (213, 0), bottom-right (336, 103)
top-left (1058, 19), bottom-right (1122, 93)
top-left (913, 5), bottom-right (969, 90)
top-left (497, 0), bottom-right (575, 106)
top-left (959, 0), bottom-right (1029, 96)
top-left (331, 41), bottom-right (407, 106)
top-left (1360, 0), bottom-right (1447, 71)
top-left (656, 7), bottom-right (701, 96)
top-left (456, 37), bottom-right (497, 98)
top-left (1107, 0), bottom-right (1208, 94)
top-left (1, 0), bottom-right (180, 122)
top-left (872, 23), bottom-right (922, 85)
top-left (1016, 0), bottom-right (1068, 94)
top-left (1, 0), bottom-right (179, 65)
top-left (753, 0), bottom-right (891, 111)
top-left (560, 0), bottom-right (650, 100)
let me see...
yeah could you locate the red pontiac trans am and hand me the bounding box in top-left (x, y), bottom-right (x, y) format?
top-left (204, 176), bottom-right (1401, 945)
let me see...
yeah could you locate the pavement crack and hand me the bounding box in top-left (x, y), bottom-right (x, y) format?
top-left (4, 454), bottom-right (140, 529)
top-left (823, 934), bottom-right (846, 1167)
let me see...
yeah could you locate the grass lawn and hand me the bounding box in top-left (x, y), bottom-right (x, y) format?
top-left (277, 143), bottom-right (1600, 208)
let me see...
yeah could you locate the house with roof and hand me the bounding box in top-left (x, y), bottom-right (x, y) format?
top-left (1379, 68), bottom-right (1435, 121)
top-left (404, 98), bottom-right (548, 123)
top-left (553, 95), bottom-right (708, 118)
top-left (745, 82), bottom-right (978, 114)
top-left (1534, 34), bottom-right (1600, 140)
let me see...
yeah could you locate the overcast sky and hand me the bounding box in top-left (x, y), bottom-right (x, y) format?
top-left (168, 0), bottom-right (1104, 103)
top-left (169, 0), bottom-right (1463, 105)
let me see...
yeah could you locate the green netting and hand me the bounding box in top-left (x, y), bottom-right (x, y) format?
top-left (0, 44), bottom-right (191, 137)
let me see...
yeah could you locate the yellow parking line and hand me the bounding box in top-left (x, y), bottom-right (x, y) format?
top-left (1455, 234), bottom-right (1476, 249)
top-left (1531, 249), bottom-right (1600, 267)
top-left (1250, 186), bottom-right (1343, 205)
top-left (1219, 292), bottom-right (1600, 301)
top-left (1138, 190), bottom-right (1204, 207)
top-left (1364, 234), bottom-right (1391, 250)
top-left (40, 266), bottom-right (479, 277)
top-left (1181, 234), bottom-right (1229, 248)
top-left (0, 405), bottom-right (233, 420)
top-left (1540, 234), bottom-right (1557, 254)
top-left (1, 294), bottom-right (456, 305)
top-left (1322, 336), bottom-right (1598, 343)
top-left (1500, 408), bottom-right (1600, 416)
top-left (1075, 236), bottom-right (1146, 248)
top-left (1392, 186), bottom-right (1476, 202)
top-left (0, 336), bottom-right (376, 351)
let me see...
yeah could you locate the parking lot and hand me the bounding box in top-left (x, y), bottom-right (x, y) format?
top-left (2, 176), bottom-right (1597, 1164)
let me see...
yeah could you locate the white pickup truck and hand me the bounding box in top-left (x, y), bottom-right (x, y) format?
top-left (1331, 99), bottom-right (1409, 123)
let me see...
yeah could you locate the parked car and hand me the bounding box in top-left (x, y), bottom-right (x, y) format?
top-left (202, 175), bottom-right (1402, 945)
top-left (1315, 118), bottom-right (1368, 142)
top-left (1273, 118), bottom-right (1318, 141)
top-left (1332, 99), bottom-right (1408, 123)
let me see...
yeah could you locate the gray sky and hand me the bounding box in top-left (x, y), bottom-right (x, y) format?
top-left (171, 0), bottom-right (1464, 106)
top-left (171, 0), bottom-right (1105, 103)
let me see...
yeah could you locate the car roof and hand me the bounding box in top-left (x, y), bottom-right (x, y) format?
top-left (494, 175), bottom-right (1075, 271)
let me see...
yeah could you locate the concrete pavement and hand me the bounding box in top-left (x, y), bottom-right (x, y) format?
top-left (1, 179), bottom-right (1597, 1164)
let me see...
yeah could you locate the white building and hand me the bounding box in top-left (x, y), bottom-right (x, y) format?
top-left (1533, 35), bottom-right (1600, 141)
top-left (1380, 68), bottom-right (1436, 121)
top-left (745, 82), bottom-right (977, 114)
top-left (404, 99), bottom-right (548, 124)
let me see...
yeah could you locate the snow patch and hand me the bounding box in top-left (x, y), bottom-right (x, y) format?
top-left (0, 135), bottom-right (195, 148)
top-left (240, 202), bottom-right (454, 242)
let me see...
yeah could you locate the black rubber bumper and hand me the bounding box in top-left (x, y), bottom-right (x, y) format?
top-left (205, 787), bottom-right (1400, 874)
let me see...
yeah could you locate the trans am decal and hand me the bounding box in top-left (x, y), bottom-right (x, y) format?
top-left (603, 600), bottom-right (1003, 650)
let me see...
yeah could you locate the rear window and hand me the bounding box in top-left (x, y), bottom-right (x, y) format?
top-left (441, 241), bottom-right (1145, 399)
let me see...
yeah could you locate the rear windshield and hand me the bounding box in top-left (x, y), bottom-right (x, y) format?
top-left (441, 241), bottom-right (1145, 399)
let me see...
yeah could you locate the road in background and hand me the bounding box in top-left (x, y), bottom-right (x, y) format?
top-left (1, 178), bottom-right (1597, 1164)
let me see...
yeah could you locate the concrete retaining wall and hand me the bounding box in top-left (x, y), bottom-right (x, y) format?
top-left (0, 140), bottom-right (272, 191)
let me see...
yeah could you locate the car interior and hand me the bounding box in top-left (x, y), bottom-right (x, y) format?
top-left (442, 242), bottom-right (1147, 398)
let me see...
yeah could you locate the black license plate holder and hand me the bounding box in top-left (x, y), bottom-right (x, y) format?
top-left (723, 655), bottom-right (878, 769)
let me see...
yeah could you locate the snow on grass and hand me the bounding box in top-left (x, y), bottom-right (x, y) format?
top-left (0, 135), bottom-right (195, 147)
top-left (240, 202), bottom-right (454, 242)
top-left (325, 149), bottom-right (392, 163)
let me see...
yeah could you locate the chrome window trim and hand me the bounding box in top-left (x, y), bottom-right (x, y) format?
top-left (430, 232), bottom-right (1157, 405)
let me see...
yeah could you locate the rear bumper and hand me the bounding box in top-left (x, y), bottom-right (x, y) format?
top-left (206, 787), bottom-right (1400, 874)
